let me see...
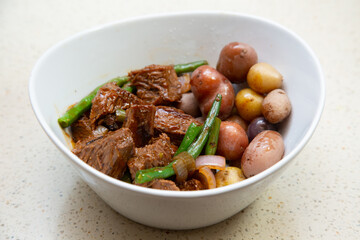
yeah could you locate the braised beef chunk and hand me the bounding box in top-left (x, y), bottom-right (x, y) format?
top-left (154, 106), bottom-right (201, 145)
top-left (72, 135), bottom-right (105, 151)
top-left (178, 179), bottom-right (204, 191)
top-left (129, 65), bottom-right (182, 105)
top-left (127, 133), bottom-right (175, 179)
top-left (71, 114), bottom-right (109, 142)
top-left (90, 82), bottom-right (144, 127)
top-left (98, 113), bottom-right (120, 131)
top-left (123, 105), bottom-right (156, 147)
top-left (70, 115), bottom-right (93, 142)
top-left (72, 128), bottom-right (134, 179)
top-left (138, 179), bottom-right (180, 191)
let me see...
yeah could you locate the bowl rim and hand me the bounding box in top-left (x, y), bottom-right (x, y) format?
top-left (29, 10), bottom-right (325, 198)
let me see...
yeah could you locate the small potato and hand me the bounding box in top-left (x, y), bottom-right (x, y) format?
top-left (176, 92), bottom-right (201, 117)
top-left (226, 114), bottom-right (248, 131)
top-left (247, 117), bottom-right (277, 142)
top-left (216, 42), bottom-right (258, 83)
top-left (191, 65), bottom-right (235, 120)
top-left (247, 63), bottom-right (283, 94)
top-left (216, 121), bottom-right (249, 161)
top-left (262, 89), bottom-right (291, 124)
top-left (241, 130), bottom-right (284, 178)
top-left (235, 88), bottom-right (264, 121)
top-left (215, 167), bottom-right (246, 187)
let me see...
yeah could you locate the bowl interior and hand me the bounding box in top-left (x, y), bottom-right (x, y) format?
top-left (30, 12), bottom-right (324, 195)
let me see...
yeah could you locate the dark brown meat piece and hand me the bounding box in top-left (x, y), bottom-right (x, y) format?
top-left (72, 128), bottom-right (134, 179)
top-left (127, 133), bottom-right (175, 179)
top-left (89, 82), bottom-right (144, 127)
top-left (123, 105), bottom-right (156, 147)
top-left (98, 113), bottom-right (120, 131)
top-left (128, 64), bottom-right (182, 105)
top-left (138, 179), bottom-right (180, 191)
top-left (70, 115), bottom-right (93, 142)
top-left (178, 179), bottom-right (205, 191)
top-left (70, 114), bottom-right (109, 142)
top-left (72, 135), bottom-right (104, 151)
top-left (154, 106), bottom-right (201, 145)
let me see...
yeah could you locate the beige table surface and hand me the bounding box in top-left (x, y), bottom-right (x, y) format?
top-left (1, 0), bottom-right (359, 239)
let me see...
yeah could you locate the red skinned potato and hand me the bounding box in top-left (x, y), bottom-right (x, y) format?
top-left (226, 114), bottom-right (248, 131)
top-left (176, 92), bottom-right (201, 117)
top-left (241, 130), bottom-right (284, 178)
top-left (191, 65), bottom-right (235, 120)
top-left (216, 42), bottom-right (258, 83)
top-left (262, 89), bottom-right (291, 124)
top-left (216, 121), bottom-right (249, 161)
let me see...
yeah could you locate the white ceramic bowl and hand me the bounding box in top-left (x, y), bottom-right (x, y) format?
top-left (29, 12), bottom-right (325, 230)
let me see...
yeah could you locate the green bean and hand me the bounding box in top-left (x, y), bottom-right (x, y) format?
top-left (204, 117), bottom-right (221, 155)
top-left (57, 76), bottom-right (128, 128)
top-left (187, 94), bottom-right (222, 159)
top-left (174, 123), bottom-right (202, 156)
top-left (135, 164), bottom-right (175, 185)
top-left (135, 122), bottom-right (203, 184)
top-left (122, 81), bottom-right (135, 93)
top-left (134, 94), bottom-right (222, 184)
top-left (174, 60), bottom-right (208, 74)
top-left (58, 60), bottom-right (208, 128)
top-left (122, 85), bottom-right (135, 93)
top-left (115, 109), bottom-right (126, 122)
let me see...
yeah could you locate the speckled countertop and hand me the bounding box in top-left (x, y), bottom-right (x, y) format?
top-left (1, 0), bottom-right (359, 239)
